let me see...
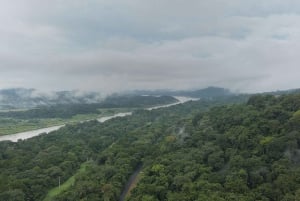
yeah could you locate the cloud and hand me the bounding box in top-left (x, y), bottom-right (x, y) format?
top-left (0, 1), bottom-right (300, 93)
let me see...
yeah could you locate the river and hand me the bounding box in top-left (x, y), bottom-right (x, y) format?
top-left (97, 112), bottom-right (133, 123)
top-left (0, 96), bottom-right (197, 142)
top-left (146, 96), bottom-right (198, 110)
top-left (0, 125), bottom-right (65, 142)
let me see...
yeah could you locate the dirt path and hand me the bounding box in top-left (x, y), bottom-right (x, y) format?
top-left (119, 165), bottom-right (143, 201)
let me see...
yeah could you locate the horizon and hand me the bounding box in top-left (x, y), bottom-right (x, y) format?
top-left (0, 85), bottom-right (298, 96)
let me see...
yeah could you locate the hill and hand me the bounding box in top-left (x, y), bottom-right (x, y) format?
top-left (0, 88), bottom-right (103, 110)
top-left (132, 87), bottom-right (233, 98)
top-left (0, 87), bottom-right (231, 110)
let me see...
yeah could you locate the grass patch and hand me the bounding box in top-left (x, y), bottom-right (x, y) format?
top-left (43, 162), bottom-right (89, 201)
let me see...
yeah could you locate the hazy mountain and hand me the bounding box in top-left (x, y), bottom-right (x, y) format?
top-left (132, 87), bottom-right (233, 98)
top-left (0, 88), bottom-right (181, 110)
top-left (3, 87), bottom-right (300, 110)
top-left (0, 87), bottom-right (235, 110)
top-left (0, 88), bottom-right (104, 110)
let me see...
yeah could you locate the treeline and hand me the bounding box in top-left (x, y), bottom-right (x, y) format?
top-left (0, 95), bottom-right (177, 119)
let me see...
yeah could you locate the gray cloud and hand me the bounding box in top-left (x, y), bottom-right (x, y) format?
top-left (1, 0), bottom-right (300, 93)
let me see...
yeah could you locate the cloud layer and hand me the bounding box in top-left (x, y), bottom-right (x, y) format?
top-left (1, 0), bottom-right (300, 93)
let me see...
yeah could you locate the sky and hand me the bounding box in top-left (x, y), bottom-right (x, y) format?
top-left (1, 0), bottom-right (300, 93)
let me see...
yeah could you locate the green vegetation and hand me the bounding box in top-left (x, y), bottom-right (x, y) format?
top-left (43, 162), bottom-right (89, 201)
top-left (1, 93), bottom-right (300, 200)
top-left (125, 170), bottom-right (143, 199)
top-left (0, 95), bottom-right (177, 135)
top-left (0, 97), bottom-right (223, 201)
top-left (0, 95), bottom-right (177, 119)
top-left (0, 111), bottom-right (108, 135)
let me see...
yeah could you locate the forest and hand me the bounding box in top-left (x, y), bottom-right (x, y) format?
top-left (0, 93), bottom-right (300, 200)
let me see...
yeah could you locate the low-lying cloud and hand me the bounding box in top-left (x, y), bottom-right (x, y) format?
top-left (1, 0), bottom-right (300, 93)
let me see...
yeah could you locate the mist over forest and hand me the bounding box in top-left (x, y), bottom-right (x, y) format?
top-left (1, 1), bottom-right (300, 201)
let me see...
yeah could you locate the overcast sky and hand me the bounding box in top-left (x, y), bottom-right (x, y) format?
top-left (1, 0), bottom-right (300, 93)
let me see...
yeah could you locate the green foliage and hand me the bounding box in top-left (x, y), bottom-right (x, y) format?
top-left (260, 136), bottom-right (274, 145)
top-left (2, 93), bottom-right (300, 200)
top-left (0, 95), bottom-right (177, 119)
top-left (43, 162), bottom-right (89, 201)
top-left (0, 95), bottom-right (178, 135)
top-left (129, 93), bottom-right (300, 200)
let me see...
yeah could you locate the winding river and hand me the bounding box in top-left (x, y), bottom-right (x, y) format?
top-left (0, 96), bottom-right (197, 142)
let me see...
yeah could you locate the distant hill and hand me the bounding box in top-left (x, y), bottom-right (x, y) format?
top-left (0, 88), bottom-right (104, 110)
top-left (132, 87), bottom-right (233, 98)
top-left (0, 87), bottom-right (233, 110)
top-left (261, 88), bottom-right (300, 96)
top-left (5, 86), bottom-right (300, 110)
